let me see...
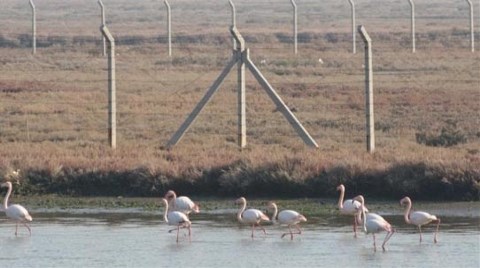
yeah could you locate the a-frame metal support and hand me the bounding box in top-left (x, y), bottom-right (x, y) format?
top-left (166, 27), bottom-right (318, 149)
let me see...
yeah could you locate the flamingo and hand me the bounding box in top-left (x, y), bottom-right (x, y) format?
top-left (164, 190), bottom-right (199, 215)
top-left (161, 198), bottom-right (191, 243)
top-left (400, 196), bottom-right (440, 243)
top-left (235, 197), bottom-right (270, 238)
top-left (1, 181), bottom-right (33, 236)
top-left (337, 184), bottom-right (368, 238)
top-left (268, 202), bottom-right (307, 240)
top-left (354, 195), bottom-right (395, 252)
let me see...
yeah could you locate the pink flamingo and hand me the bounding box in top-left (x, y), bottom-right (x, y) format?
top-left (268, 202), bottom-right (307, 240)
top-left (161, 198), bottom-right (191, 243)
top-left (164, 190), bottom-right (200, 215)
top-left (354, 195), bottom-right (395, 252)
top-left (400, 196), bottom-right (440, 243)
top-left (1, 181), bottom-right (33, 236)
top-left (337, 184), bottom-right (368, 238)
top-left (235, 197), bottom-right (270, 238)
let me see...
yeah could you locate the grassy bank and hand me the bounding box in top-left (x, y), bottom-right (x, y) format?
top-left (2, 149), bottom-right (478, 201)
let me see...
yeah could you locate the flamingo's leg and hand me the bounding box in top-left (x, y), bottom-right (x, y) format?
top-left (418, 225), bottom-right (423, 243)
top-left (281, 225), bottom-right (293, 239)
top-left (187, 224), bottom-right (192, 242)
top-left (23, 223), bottom-right (31, 236)
top-left (353, 215), bottom-right (357, 238)
top-left (251, 224), bottom-right (256, 238)
top-left (294, 224), bottom-right (302, 235)
top-left (15, 223), bottom-right (18, 236)
top-left (258, 224), bottom-right (267, 236)
top-left (382, 229), bottom-right (395, 252)
top-left (373, 233), bottom-right (377, 252)
top-left (176, 225), bottom-right (180, 243)
top-left (434, 218), bottom-right (440, 243)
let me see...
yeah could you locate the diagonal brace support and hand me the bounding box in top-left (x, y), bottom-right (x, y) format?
top-left (244, 50), bottom-right (318, 148)
top-left (166, 56), bottom-right (238, 148)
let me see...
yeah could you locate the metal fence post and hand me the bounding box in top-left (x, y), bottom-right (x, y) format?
top-left (358, 25), bottom-right (375, 153)
top-left (466, 0), bottom-right (475, 52)
top-left (290, 0), bottom-right (298, 54)
top-left (97, 0), bottom-right (106, 57)
top-left (348, 0), bottom-right (356, 54)
top-left (165, 0), bottom-right (172, 57)
top-left (29, 0), bottom-right (36, 54)
top-left (408, 0), bottom-right (416, 53)
top-left (229, 0), bottom-right (237, 50)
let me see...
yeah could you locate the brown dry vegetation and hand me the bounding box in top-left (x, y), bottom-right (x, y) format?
top-left (0, 0), bottom-right (479, 200)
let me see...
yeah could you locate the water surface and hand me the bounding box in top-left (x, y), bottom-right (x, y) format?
top-left (0, 201), bottom-right (478, 268)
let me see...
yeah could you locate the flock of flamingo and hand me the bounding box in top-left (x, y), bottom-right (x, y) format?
top-left (1, 175), bottom-right (441, 252)
top-left (158, 186), bottom-right (440, 251)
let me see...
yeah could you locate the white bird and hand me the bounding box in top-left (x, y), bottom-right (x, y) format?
top-left (400, 196), bottom-right (440, 243)
top-left (354, 195), bottom-right (395, 252)
top-left (337, 184), bottom-right (368, 238)
top-left (164, 190), bottom-right (199, 215)
top-left (235, 197), bottom-right (270, 238)
top-left (1, 181), bottom-right (33, 236)
top-left (268, 202), bottom-right (307, 240)
top-left (161, 198), bottom-right (191, 243)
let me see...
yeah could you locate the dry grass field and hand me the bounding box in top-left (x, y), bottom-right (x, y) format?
top-left (0, 0), bottom-right (479, 199)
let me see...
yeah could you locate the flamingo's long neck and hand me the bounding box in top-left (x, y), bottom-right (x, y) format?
top-left (403, 199), bottom-right (412, 224)
top-left (237, 199), bottom-right (246, 223)
top-left (2, 183), bottom-right (11, 210)
top-left (270, 203), bottom-right (278, 222)
top-left (338, 188), bottom-right (345, 209)
top-left (169, 192), bottom-right (177, 211)
top-left (162, 199), bottom-right (169, 223)
top-left (360, 198), bottom-right (367, 232)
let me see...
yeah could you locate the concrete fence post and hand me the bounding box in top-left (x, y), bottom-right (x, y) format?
top-left (98, 0), bottom-right (106, 57)
top-left (100, 25), bottom-right (116, 149)
top-left (408, 0), bottom-right (416, 53)
top-left (29, 0), bottom-right (36, 54)
top-left (165, 0), bottom-right (172, 57)
top-left (290, 0), bottom-right (298, 54)
top-left (348, 0), bottom-right (356, 54)
top-left (466, 0), bottom-right (475, 52)
top-left (358, 25), bottom-right (375, 153)
top-left (231, 27), bottom-right (247, 148)
top-left (167, 27), bottom-right (318, 149)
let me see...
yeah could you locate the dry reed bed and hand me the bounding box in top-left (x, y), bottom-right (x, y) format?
top-left (0, 0), bottom-right (478, 200)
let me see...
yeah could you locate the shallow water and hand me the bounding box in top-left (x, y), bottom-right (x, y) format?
top-left (0, 202), bottom-right (479, 268)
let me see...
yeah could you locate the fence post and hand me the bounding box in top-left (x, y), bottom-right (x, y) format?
top-left (290, 0), bottom-right (298, 54)
top-left (466, 0), bottom-right (475, 52)
top-left (100, 25), bottom-right (116, 149)
top-left (165, 0), bottom-right (172, 57)
top-left (348, 0), bottom-right (356, 54)
top-left (358, 25), bottom-right (375, 153)
top-left (97, 0), bottom-right (106, 56)
top-left (29, 0), bottom-right (36, 54)
top-left (229, 0), bottom-right (237, 50)
top-left (407, 0), bottom-right (416, 53)
top-left (97, 0), bottom-right (106, 57)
